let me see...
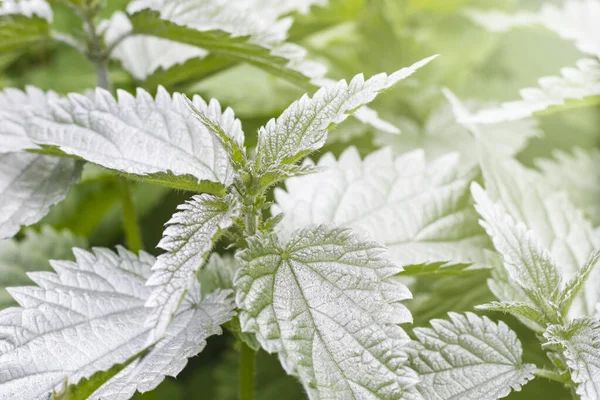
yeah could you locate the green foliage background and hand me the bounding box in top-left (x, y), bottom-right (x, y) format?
top-left (0, 0), bottom-right (597, 398)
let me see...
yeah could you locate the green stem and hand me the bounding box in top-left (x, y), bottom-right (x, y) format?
top-left (239, 342), bottom-right (256, 400)
top-left (534, 368), bottom-right (569, 384)
top-left (83, 8), bottom-right (143, 252)
top-left (117, 178), bottom-right (144, 253)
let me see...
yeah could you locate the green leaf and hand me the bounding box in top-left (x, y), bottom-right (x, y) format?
top-left (143, 54), bottom-right (234, 89)
top-left (476, 301), bottom-right (546, 327)
top-left (0, 13), bottom-right (51, 54)
top-left (408, 312), bottom-right (536, 400)
top-left (0, 226), bottom-right (87, 309)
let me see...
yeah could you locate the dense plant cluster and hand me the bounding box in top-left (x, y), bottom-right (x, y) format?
top-left (0, 0), bottom-right (599, 399)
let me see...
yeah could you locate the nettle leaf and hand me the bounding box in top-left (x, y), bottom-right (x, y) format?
top-left (468, 0), bottom-right (600, 58)
top-left (23, 86), bottom-right (242, 191)
top-left (0, 86), bottom-right (82, 239)
top-left (0, 0), bottom-right (52, 54)
top-left (478, 155), bottom-right (600, 318)
top-left (255, 56), bottom-right (436, 175)
top-left (375, 98), bottom-right (541, 174)
top-left (536, 148), bottom-right (600, 227)
top-left (235, 225), bottom-right (418, 399)
top-left (544, 318), bottom-right (600, 400)
top-left (471, 182), bottom-right (561, 303)
top-left (463, 58), bottom-right (600, 123)
top-left (126, 7), bottom-right (325, 89)
top-left (0, 247), bottom-right (235, 399)
top-left (273, 147), bottom-right (489, 269)
top-left (407, 312), bottom-right (536, 400)
top-left (0, 226), bottom-right (87, 309)
top-left (0, 153), bottom-right (82, 239)
top-left (145, 193), bottom-right (237, 342)
top-left (102, 11), bottom-right (208, 82)
top-left (0, 86), bottom-right (60, 152)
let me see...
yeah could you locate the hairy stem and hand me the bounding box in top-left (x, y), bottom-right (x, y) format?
top-left (117, 178), bottom-right (144, 253)
top-left (534, 368), bottom-right (569, 384)
top-left (239, 342), bottom-right (256, 400)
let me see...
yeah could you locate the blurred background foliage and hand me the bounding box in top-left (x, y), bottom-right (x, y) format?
top-left (0, 0), bottom-right (597, 398)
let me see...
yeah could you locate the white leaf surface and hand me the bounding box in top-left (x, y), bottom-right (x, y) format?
top-left (273, 147), bottom-right (489, 269)
top-left (408, 312), bottom-right (536, 400)
top-left (121, 0), bottom-right (326, 83)
top-left (24, 86), bottom-right (241, 186)
top-left (375, 99), bottom-right (541, 174)
top-left (536, 148), bottom-right (600, 227)
top-left (255, 56), bottom-right (436, 173)
top-left (466, 0), bottom-right (600, 58)
top-left (471, 182), bottom-right (561, 301)
top-left (478, 155), bottom-right (600, 317)
top-left (463, 59), bottom-right (600, 123)
top-left (235, 225), bottom-right (418, 399)
top-left (544, 318), bottom-right (600, 400)
top-left (0, 153), bottom-right (81, 239)
top-left (145, 193), bottom-right (236, 342)
top-left (0, 86), bottom-right (59, 153)
top-left (102, 12), bottom-right (207, 81)
top-left (0, 247), bottom-right (235, 399)
top-left (0, 0), bottom-right (52, 21)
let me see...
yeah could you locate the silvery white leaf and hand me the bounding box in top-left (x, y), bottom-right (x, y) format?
top-left (273, 147), bottom-right (489, 269)
top-left (235, 225), bottom-right (418, 399)
top-left (544, 318), bottom-right (600, 400)
top-left (408, 312), bottom-right (536, 400)
top-left (463, 59), bottom-right (600, 123)
top-left (0, 86), bottom-right (59, 153)
top-left (0, 247), bottom-right (235, 399)
top-left (471, 182), bottom-right (562, 301)
top-left (0, 153), bottom-right (81, 239)
top-left (0, 0), bottom-right (52, 21)
top-left (536, 148), bottom-right (600, 227)
top-left (375, 97), bottom-right (541, 174)
top-left (255, 56), bottom-right (437, 174)
top-left (24, 86), bottom-right (241, 186)
top-left (145, 193), bottom-right (237, 342)
top-left (0, 226), bottom-right (87, 309)
top-left (102, 12), bottom-right (207, 81)
top-left (478, 155), bottom-right (600, 318)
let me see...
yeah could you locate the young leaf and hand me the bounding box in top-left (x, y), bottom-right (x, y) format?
top-left (477, 154), bottom-right (600, 317)
top-left (145, 193), bottom-right (237, 342)
top-left (544, 318), bottom-right (600, 400)
top-left (273, 147), bottom-right (489, 269)
top-left (0, 153), bottom-right (82, 239)
top-left (0, 0), bottom-right (52, 54)
top-left (0, 226), bottom-right (87, 309)
top-left (23, 86), bottom-right (241, 190)
top-left (471, 182), bottom-right (562, 303)
top-left (0, 247), bottom-right (235, 399)
top-left (559, 250), bottom-right (600, 316)
top-left (536, 148), bottom-right (600, 227)
top-left (235, 225), bottom-right (418, 399)
top-left (463, 59), bottom-right (600, 123)
top-left (255, 56), bottom-right (436, 175)
top-left (407, 312), bottom-right (536, 400)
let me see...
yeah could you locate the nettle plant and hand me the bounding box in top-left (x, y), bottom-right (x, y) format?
top-left (0, 0), bottom-right (599, 399)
